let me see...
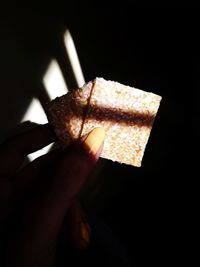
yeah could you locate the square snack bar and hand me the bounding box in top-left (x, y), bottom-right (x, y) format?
top-left (48, 78), bottom-right (162, 167)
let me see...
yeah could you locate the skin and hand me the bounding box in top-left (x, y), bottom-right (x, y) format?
top-left (0, 124), bottom-right (102, 267)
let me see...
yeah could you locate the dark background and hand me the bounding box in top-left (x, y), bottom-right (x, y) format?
top-left (0, 5), bottom-right (198, 266)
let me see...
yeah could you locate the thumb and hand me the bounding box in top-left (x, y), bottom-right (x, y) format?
top-left (4, 128), bottom-right (105, 267)
top-left (27, 128), bottom-right (105, 237)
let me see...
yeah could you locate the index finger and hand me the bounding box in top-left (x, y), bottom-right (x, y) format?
top-left (7, 128), bottom-right (105, 252)
top-left (34, 128), bottom-right (105, 225)
top-left (0, 124), bottom-right (56, 178)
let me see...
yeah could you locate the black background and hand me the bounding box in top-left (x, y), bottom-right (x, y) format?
top-left (0, 5), bottom-right (198, 266)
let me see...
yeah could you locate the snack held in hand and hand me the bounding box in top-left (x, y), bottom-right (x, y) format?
top-left (48, 78), bottom-right (162, 167)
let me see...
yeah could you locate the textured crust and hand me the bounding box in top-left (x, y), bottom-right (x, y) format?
top-left (81, 78), bottom-right (162, 166)
top-left (47, 78), bottom-right (161, 167)
top-left (47, 81), bottom-right (93, 148)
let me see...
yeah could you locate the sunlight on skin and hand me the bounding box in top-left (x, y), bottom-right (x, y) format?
top-left (64, 30), bottom-right (85, 87)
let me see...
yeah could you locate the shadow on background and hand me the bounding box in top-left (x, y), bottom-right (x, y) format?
top-left (0, 5), bottom-right (198, 266)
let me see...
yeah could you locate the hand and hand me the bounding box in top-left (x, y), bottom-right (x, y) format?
top-left (0, 124), bottom-right (105, 267)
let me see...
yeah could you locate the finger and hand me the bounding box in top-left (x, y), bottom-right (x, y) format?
top-left (21, 128), bottom-right (105, 240)
top-left (0, 149), bottom-right (62, 224)
top-left (0, 124), bottom-right (56, 178)
top-left (66, 199), bottom-right (91, 250)
top-left (1, 140), bottom-right (62, 224)
top-left (13, 148), bottom-right (62, 194)
top-left (48, 127), bottom-right (105, 212)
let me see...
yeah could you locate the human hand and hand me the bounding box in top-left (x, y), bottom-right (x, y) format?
top-left (0, 124), bottom-right (105, 267)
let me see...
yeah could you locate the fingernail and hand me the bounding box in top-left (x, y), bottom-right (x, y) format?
top-left (80, 222), bottom-right (90, 244)
top-left (83, 128), bottom-right (106, 156)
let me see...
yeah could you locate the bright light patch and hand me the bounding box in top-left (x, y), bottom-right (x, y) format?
top-left (21, 98), bottom-right (48, 124)
top-left (20, 29), bottom-right (86, 161)
top-left (64, 30), bottom-right (85, 87)
top-left (43, 59), bottom-right (68, 100)
top-left (27, 143), bottom-right (53, 162)
top-left (21, 98), bottom-right (53, 161)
